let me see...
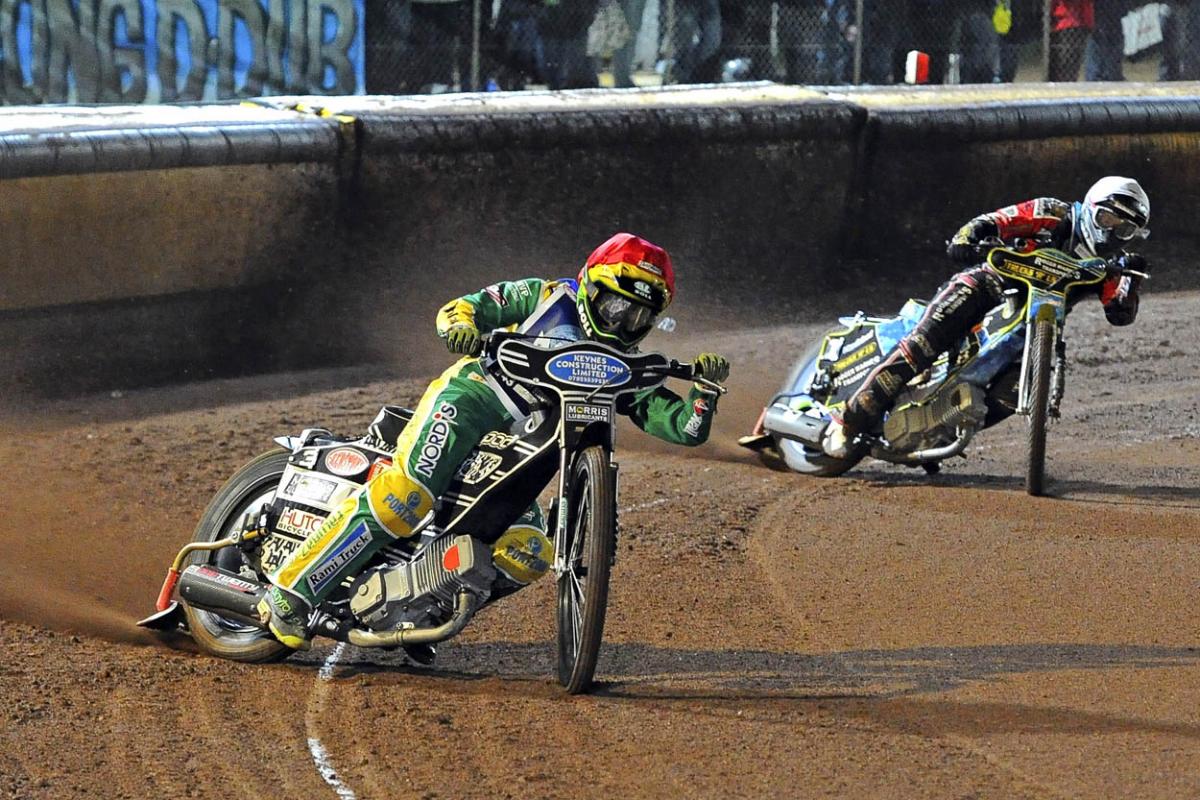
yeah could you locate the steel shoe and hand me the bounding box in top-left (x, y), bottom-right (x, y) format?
top-left (257, 586), bottom-right (312, 651)
top-left (821, 416), bottom-right (854, 459)
top-left (403, 643), bottom-right (438, 666)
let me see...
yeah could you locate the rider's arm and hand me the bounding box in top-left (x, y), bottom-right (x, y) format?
top-left (619, 385), bottom-right (718, 447)
top-left (948, 197), bottom-right (1071, 263)
top-left (436, 278), bottom-right (547, 336)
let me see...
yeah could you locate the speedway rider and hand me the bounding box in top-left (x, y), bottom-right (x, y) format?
top-left (258, 233), bottom-right (731, 651)
top-left (823, 176), bottom-right (1150, 458)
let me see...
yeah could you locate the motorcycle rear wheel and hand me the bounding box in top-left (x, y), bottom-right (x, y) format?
top-left (556, 445), bottom-right (615, 694)
top-left (1025, 317), bottom-right (1055, 496)
top-left (769, 436), bottom-right (861, 477)
top-left (182, 449), bottom-right (292, 663)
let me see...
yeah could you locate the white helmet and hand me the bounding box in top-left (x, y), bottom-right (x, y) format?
top-left (1079, 176), bottom-right (1150, 257)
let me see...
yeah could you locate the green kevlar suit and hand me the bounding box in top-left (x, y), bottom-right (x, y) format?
top-left (266, 277), bottom-right (718, 621)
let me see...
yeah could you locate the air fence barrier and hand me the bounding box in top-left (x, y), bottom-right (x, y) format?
top-left (1, 82), bottom-right (1198, 395)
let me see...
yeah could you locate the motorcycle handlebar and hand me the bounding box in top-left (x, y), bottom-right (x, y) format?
top-left (652, 360), bottom-right (729, 395)
top-left (481, 333), bottom-right (728, 395)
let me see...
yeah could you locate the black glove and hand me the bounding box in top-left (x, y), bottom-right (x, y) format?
top-left (1114, 252), bottom-right (1149, 275)
top-left (947, 241), bottom-right (980, 264)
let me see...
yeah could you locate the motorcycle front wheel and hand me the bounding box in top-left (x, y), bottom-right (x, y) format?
top-left (182, 449), bottom-right (293, 663)
top-left (1025, 316), bottom-right (1055, 496)
top-left (556, 445), bottom-right (615, 694)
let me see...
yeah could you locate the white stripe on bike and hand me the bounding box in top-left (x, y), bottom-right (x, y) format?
top-left (306, 642), bottom-right (358, 800)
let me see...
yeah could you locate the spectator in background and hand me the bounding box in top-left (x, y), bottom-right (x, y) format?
top-left (1049, 0), bottom-right (1094, 81)
top-left (957, 0), bottom-right (1001, 82)
top-left (611, 0), bottom-right (647, 87)
top-left (1085, 0), bottom-right (1130, 81)
top-left (540, 0), bottom-right (601, 88)
top-left (777, 0), bottom-right (831, 84)
top-left (672, 0), bottom-right (723, 83)
top-left (821, 0), bottom-right (857, 83)
top-left (825, 0), bottom-right (914, 85)
top-left (493, 0), bottom-right (546, 89)
top-left (408, 0), bottom-right (474, 91)
top-left (1159, 0), bottom-right (1198, 80)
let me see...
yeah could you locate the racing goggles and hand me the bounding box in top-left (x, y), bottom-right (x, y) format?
top-left (593, 288), bottom-right (657, 342)
top-left (1093, 206), bottom-right (1142, 241)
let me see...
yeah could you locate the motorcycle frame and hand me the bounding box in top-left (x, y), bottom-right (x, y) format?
top-left (489, 333), bottom-right (679, 577)
top-left (984, 247), bottom-right (1108, 417)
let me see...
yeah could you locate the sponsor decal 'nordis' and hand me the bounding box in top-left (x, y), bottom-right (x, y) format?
top-left (415, 404), bottom-right (458, 478)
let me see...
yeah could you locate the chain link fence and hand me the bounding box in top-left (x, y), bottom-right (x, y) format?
top-left (365, 1), bottom-right (1200, 94)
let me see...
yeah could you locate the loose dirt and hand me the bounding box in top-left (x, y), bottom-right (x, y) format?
top-left (1, 291), bottom-right (1197, 799)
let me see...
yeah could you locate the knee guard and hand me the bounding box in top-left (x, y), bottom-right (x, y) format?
top-left (491, 505), bottom-right (553, 585)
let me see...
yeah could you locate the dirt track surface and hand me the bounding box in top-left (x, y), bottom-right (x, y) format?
top-left (1, 291), bottom-right (1198, 799)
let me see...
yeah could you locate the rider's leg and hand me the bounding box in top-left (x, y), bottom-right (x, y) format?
top-left (824, 266), bottom-right (1005, 457)
top-left (259, 359), bottom-right (511, 648)
top-left (491, 503), bottom-right (553, 586)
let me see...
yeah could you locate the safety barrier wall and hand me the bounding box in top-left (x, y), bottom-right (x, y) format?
top-left (0, 104), bottom-right (351, 390)
top-left (1, 83), bottom-right (1198, 395)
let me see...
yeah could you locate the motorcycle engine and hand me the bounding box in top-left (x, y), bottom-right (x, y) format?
top-left (348, 535), bottom-right (496, 632)
top-left (883, 382), bottom-right (987, 452)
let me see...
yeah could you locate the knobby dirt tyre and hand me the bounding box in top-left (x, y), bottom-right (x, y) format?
top-left (1025, 317), bottom-right (1055, 496)
top-left (556, 445), bottom-right (616, 694)
top-left (182, 449), bottom-right (292, 663)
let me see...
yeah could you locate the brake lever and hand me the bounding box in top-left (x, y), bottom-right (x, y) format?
top-left (660, 360), bottom-right (729, 395)
top-left (694, 377), bottom-right (729, 395)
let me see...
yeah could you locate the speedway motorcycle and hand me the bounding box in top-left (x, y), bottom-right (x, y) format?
top-left (740, 244), bottom-right (1147, 495)
top-left (141, 332), bottom-right (723, 693)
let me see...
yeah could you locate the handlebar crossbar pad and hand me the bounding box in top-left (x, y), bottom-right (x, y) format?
top-left (492, 334), bottom-right (672, 397)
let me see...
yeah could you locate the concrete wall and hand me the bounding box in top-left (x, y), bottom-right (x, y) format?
top-left (2, 83), bottom-right (1198, 395)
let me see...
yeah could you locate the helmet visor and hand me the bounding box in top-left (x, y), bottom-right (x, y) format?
top-left (593, 289), bottom-right (656, 342)
top-left (1094, 206), bottom-right (1141, 241)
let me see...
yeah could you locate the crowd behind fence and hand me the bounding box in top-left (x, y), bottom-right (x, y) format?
top-left (366, 1), bottom-right (1200, 94)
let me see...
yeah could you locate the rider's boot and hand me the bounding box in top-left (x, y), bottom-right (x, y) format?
top-left (821, 413), bottom-right (855, 459)
top-left (256, 586), bottom-right (312, 651)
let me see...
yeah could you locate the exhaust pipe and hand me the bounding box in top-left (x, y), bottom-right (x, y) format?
top-left (348, 591), bottom-right (478, 648)
top-left (762, 405), bottom-right (827, 447)
top-left (177, 564), bottom-right (270, 629)
top-left (178, 565), bottom-right (481, 648)
top-left (872, 426), bottom-right (976, 465)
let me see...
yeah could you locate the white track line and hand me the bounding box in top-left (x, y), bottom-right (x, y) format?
top-left (301, 497), bottom-right (668, 796)
top-left (306, 642), bottom-right (358, 800)
top-left (621, 497), bottom-right (673, 513)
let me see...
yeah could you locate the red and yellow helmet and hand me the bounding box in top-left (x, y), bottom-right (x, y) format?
top-left (576, 233), bottom-right (675, 348)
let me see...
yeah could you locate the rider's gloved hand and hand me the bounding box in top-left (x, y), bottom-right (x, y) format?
top-left (444, 323), bottom-right (482, 356)
top-left (693, 353), bottom-right (730, 385)
top-left (1114, 252), bottom-right (1149, 275)
top-left (947, 241), bottom-right (980, 265)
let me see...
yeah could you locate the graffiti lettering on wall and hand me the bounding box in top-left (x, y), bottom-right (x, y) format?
top-left (0, 0), bottom-right (364, 104)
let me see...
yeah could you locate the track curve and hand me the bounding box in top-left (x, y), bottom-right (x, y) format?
top-left (1, 292), bottom-right (1198, 798)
